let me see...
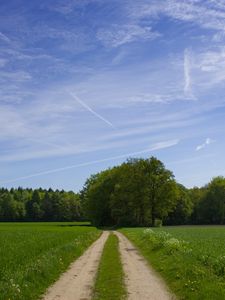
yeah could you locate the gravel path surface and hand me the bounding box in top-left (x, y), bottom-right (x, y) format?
top-left (115, 231), bottom-right (176, 300)
top-left (42, 231), bottom-right (109, 300)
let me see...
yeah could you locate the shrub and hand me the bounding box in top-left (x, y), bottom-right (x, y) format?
top-left (164, 238), bottom-right (187, 253)
top-left (154, 219), bottom-right (162, 227)
top-left (213, 255), bottom-right (225, 276)
top-left (142, 229), bottom-right (189, 253)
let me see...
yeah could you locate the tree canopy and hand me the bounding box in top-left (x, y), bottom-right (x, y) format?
top-left (82, 157), bottom-right (179, 227)
top-left (1, 156), bottom-right (225, 226)
top-left (0, 188), bottom-right (81, 222)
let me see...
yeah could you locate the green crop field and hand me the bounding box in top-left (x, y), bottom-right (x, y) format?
top-left (121, 226), bottom-right (225, 300)
top-left (3, 224), bottom-right (225, 300)
top-left (0, 222), bottom-right (101, 300)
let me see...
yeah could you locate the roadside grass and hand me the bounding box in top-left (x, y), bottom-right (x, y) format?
top-left (121, 226), bottom-right (225, 300)
top-left (93, 232), bottom-right (126, 300)
top-left (0, 222), bottom-right (100, 300)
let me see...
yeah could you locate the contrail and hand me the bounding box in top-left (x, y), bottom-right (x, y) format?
top-left (0, 31), bottom-right (11, 43)
top-left (184, 48), bottom-right (191, 94)
top-left (70, 92), bottom-right (115, 128)
top-left (196, 138), bottom-right (214, 151)
top-left (0, 139), bottom-right (179, 184)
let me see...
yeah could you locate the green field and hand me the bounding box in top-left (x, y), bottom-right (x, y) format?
top-left (2, 223), bottom-right (225, 300)
top-left (0, 222), bottom-right (101, 300)
top-left (121, 226), bottom-right (225, 300)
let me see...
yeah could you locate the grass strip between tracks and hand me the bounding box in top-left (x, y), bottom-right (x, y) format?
top-left (93, 232), bottom-right (126, 300)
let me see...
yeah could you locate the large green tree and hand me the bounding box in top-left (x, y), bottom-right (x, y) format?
top-left (81, 156), bottom-right (178, 227)
top-left (141, 157), bottom-right (178, 226)
top-left (199, 177), bottom-right (225, 224)
top-left (165, 184), bottom-right (193, 225)
top-left (110, 159), bottom-right (150, 226)
top-left (82, 169), bottom-right (117, 226)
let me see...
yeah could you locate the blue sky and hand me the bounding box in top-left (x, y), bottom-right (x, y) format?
top-left (1, 0), bottom-right (225, 191)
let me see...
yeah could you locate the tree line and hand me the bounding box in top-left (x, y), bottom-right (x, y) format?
top-left (1, 156), bottom-right (225, 226)
top-left (0, 188), bottom-right (81, 221)
top-left (81, 157), bottom-right (225, 227)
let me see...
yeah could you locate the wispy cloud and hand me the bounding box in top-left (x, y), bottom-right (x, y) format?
top-left (1, 0), bottom-right (225, 190)
top-left (70, 93), bottom-right (115, 128)
top-left (97, 24), bottom-right (160, 48)
top-left (196, 138), bottom-right (214, 151)
top-left (45, 0), bottom-right (99, 15)
top-left (0, 139), bottom-right (179, 184)
top-left (129, 1), bottom-right (225, 34)
top-left (184, 48), bottom-right (191, 94)
top-left (168, 153), bottom-right (216, 166)
top-left (0, 134), bottom-right (176, 162)
top-left (0, 71), bottom-right (31, 82)
top-left (213, 31), bottom-right (225, 42)
top-left (0, 58), bottom-right (8, 68)
top-left (100, 117), bottom-right (202, 142)
top-left (0, 31), bottom-right (11, 43)
top-left (195, 47), bottom-right (225, 88)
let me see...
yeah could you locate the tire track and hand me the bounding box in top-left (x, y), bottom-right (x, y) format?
top-left (114, 231), bottom-right (176, 300)
top-left (42, 231), bottom-right (109, 300)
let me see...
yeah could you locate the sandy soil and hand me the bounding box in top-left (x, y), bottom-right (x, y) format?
top-left (42, 231), bottom-right (109, 300)
top-left (114, 231), bottom-right (176, 300)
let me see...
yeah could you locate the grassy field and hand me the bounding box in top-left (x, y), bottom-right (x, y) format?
top-left (121, 226), bottom-right (225, 300)
top-left (93, 233), bottom-right (126, 300)
top-left (0, 222), bottom-right (101, 300)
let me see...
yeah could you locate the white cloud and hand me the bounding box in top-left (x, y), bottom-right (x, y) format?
top-left (191, 47), bottom-right (225, 90)
top-left (207, 0), bottom-right (225, 11)
top-left (0, 139), bottom-right (179, 183)
top-left (213, 32), bottom-right (225, 42)
top-left (129, 1), bottom-right (225, 33)
top-left (45, 0), bottom-right (101, 15)
top-left (0, 32), bottom-right (11, 43)
top-left (97, 24), bottom-right (160, 48)
top-left (0, 71), bottom-right (31, 82)
top-left (0, 123), bottom-right (178, 162)
top-left (100, 118), bottom-right (202, 143)
top-left (184, 48), bottom-right (192, 94)
top-left (0, 69), bottom-right (32, 105)
top-left (0, 106), bottom-right (28, 138)
top-left (0, 58), bottom-right (8, 67)
top-left (111, 50), bottom-right (127, 65)
top-left (196, 138), bottom-right (214, 151)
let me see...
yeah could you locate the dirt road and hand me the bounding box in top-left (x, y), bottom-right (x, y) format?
top-left (115, 231), bottom-right (175, 300)
top-left (42, 231), bottom-right (175, 300)
top-left (42, 231), bottom-right (109, 300)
